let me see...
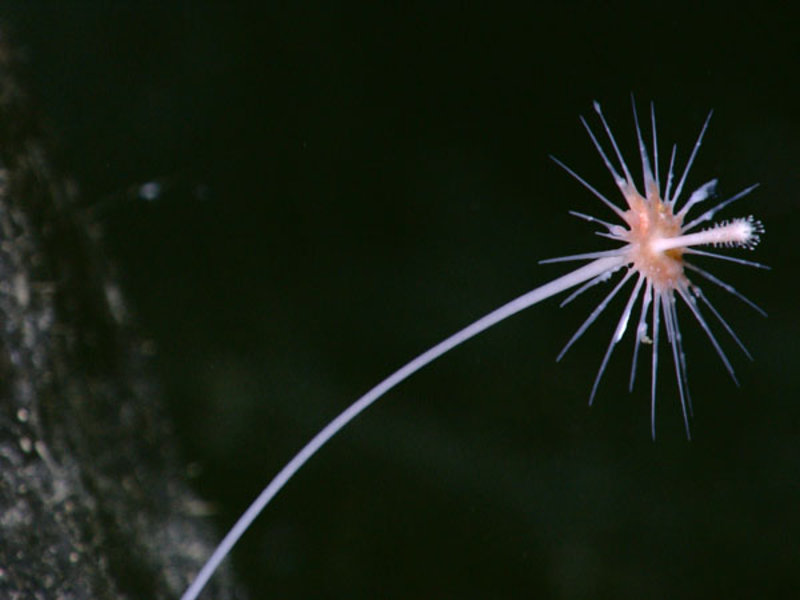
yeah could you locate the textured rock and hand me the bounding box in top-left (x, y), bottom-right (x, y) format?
top-left (0, 24), bottom-right (241, 600)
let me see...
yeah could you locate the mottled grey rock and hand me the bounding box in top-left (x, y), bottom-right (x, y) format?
top-left (0, 24), bottom-right (242, 600)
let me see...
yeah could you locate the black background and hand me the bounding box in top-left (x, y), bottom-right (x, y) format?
top-left (5, 4), bottom-right (799, 599)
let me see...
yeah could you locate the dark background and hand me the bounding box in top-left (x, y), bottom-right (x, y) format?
top-left (4, 4), bottom-right (799, 599)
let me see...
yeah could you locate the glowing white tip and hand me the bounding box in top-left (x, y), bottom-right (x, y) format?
top-left (651, 217), bottom-right (763, 253)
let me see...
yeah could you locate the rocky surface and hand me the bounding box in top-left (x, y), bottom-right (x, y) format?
top-left (0, 24), bottom-right (241, 600)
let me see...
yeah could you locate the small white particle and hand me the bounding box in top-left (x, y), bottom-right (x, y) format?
top-left (13, 273), bottom-right (29, 307)
top-left (138, 181), bottom-right (161, 202)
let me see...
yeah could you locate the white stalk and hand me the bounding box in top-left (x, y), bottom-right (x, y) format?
top-left (180, 254), bottom-right (625, 600)
top-left (651, 218), bottom-right (760, 253)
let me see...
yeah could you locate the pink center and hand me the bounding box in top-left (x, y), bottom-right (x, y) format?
top-left (622, 188), bottom-right (686, 291)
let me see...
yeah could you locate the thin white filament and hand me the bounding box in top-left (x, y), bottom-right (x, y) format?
top-left (671, 295), bottom-right (693, 418)
top-left (683, 248), bottom-right (769, 270)
top-left (180, 254), bottom-right (625, 600)
top-left (579, 115), bottom-right (628, 191)
top-left (650, 293), bottom-right (661, 440)
top-left (677, 179), bottom-right (718, 219)
top-left (669, 110), bottom-right (713, 206)
top-left (663, 143), bottom-right (677, 204)
top-left (556, 268), bottom-right (635, 362)
top-left (629, 282), bottom-right (653, 392)
top-left (681, 183), bottom-right (760, 232)
top-left (539, 248), bottom-right (627, 264)
top-left (676, 286), bottom-right (737, 383)
top-left (631, 97), bottom-right (656, 195)
top-left (684, 261), bottom-right (766, 315)
top-left (549, 155), bottom-right (626, 219)
top-left (650, 102), bottom-right (660, 196)
top-left (662, 294), bottom-right (691, 438)
top-left (692, 286), bottom-right (752, 359)
top-left (595, 230), bottom-right (627, 242)
top-left (592, 101), bottom-right (635, 188)
top-left (568, 210), bottom-right (620, 233)
top-left (589, 274), bottom-right (645, 405)
top-left (559, 268), bottom-right (618, 307)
